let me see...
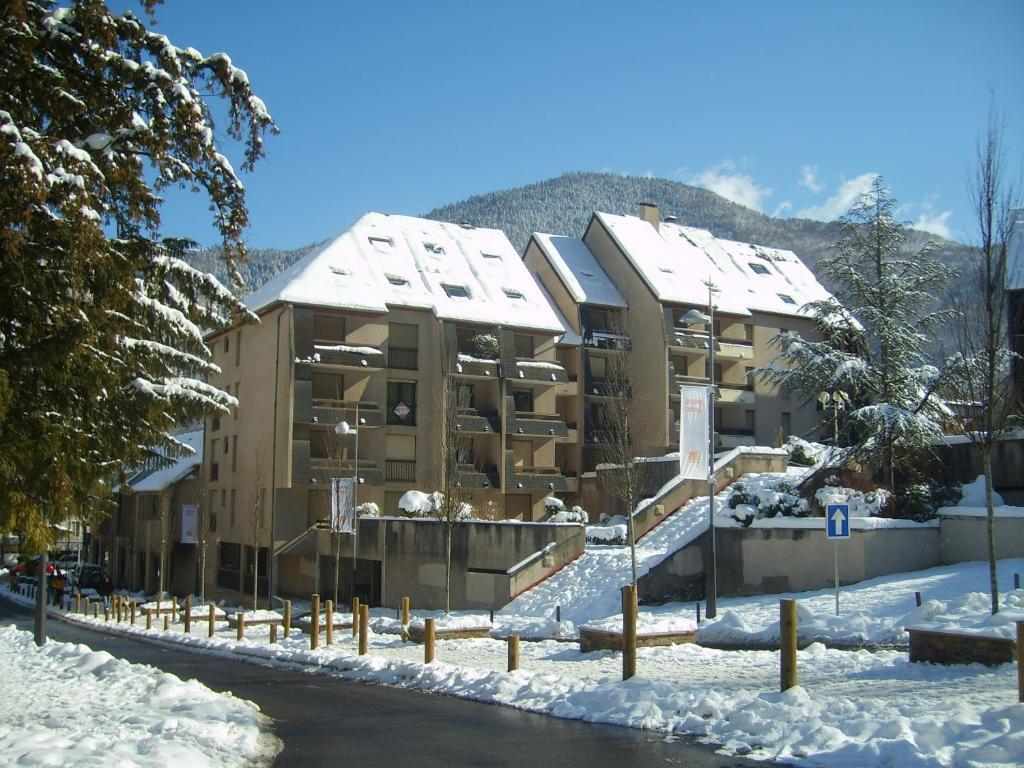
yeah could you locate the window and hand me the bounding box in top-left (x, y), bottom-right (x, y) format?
top-left (777, 293), bottom-right (796, 305)
top-left (456, 384), bottom-right (474, 408)
top-left (589, 356), bottom-right (607, 379)
top-left (231, 436), bottom-right (238, 472)
top-left (235, 331), bottom-right (241, 366)
top-left (388, 322), bottom-right (418, 370)
top-left (503, 288), bottom-right (525, 300)
top-left (745, 367), bottom-right (755, 385)
top-left (224, 437), bottom-right (229, 454)
top-left (210, 462), bottom-right (219, 482)
top-left (217, 542), bottom-right (241, 591)
top-left (423, 242), bottom-right (445, 255)
top-left (749, 262), bottom-right (770, 275)
top-left (211, 415), bottom-right (220, 432)
top-left (514, 334), bottom-right (533, 358)
top-left (368, 236), bottom-right (393, 252)
top-left (744, 323), bottom-right (754, 341)
top-left (230, 489), bottom-right (236, 526)
top-left (224, 336), bottom-right (230, 354)
top-left (387, 381), bottom-right (417, 426)
top-left (512, 389), bottom-right (534, 412)
top-left (387, 275), bottom-right (409, 287)
top-left (209, 512), bottom-right (217, 532)
top-left (443, 284), bottom-right (470, 299)
top-left (313, 314), bottom-right (345, 342)
top-left (782, 412), bottom-right (792, 435)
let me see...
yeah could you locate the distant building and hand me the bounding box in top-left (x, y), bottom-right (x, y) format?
top-left (1006, 208), bottom-right (1024, 389)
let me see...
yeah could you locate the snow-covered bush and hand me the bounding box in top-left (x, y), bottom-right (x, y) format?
top-left (547, 505), bottom-right (588, 524)
top-left (397, 490), bottom-right (473, 520)
top-left (586, 515), bottom-right (627, 544)
top-left (726, 478), bottom-right (809, 526)
top-left (467, 333), bottom-right (500, 358)
top-left (815, 484), bottom-right (890, 517)
top-left (356, 501), bottom-right (379, 518)
top-left (543, 496), bottom-right (566, 513)
top-left (784, 436), bottom-right (828, 466)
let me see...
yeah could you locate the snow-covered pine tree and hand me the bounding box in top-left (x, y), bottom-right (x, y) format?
top-left (757, 178), bottom-right (954, 490)
top-left (0, 1), bottom-right (277, 549)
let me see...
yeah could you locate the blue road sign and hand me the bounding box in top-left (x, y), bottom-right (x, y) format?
top-left (826, 504), bottom-right (850, 539)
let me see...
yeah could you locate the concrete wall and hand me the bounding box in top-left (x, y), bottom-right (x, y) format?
top-left (292, 517), bottom-right (584, 610)
top-left (939, 515), bottom-right (1024, 563)
top-left (640, 524), bottom-right (941, 603)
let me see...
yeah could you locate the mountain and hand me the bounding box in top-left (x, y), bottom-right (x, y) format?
top-left (186, 172), bottom-right (973, 296)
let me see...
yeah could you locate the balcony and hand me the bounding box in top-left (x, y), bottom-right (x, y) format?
top-left (670, 328), bottom-right (716, 354)
top-left (584, 377), bottom-right (626, 398)
top-left (388, 347), bottom-right (418, 370)
top-left (310, 399), bottom-right (384, 428)
top-left (455, 407), bottom-right (501, 435)
top-left (505, 411), bottom-right (569, 439)
top-left (511, 359), bottom-right (569, 384)
top-left (453, 354), bottom-right (500, 379)
top-left (582, 329), bottom-right (629, 350)
top-left (455, 463), bottom-right (500, 489)
top-left (716, 339), bottom-right (754, 361)
top-left (718, 384), bottom-right (756, 405)
top-left (670, 373), bottom-right (710, 392)
top-left (556, 423), bottom-right (579, 444)
top-left (305, 343), bottom-right (385, 371)
top-left (553, 374), bottom-right (579, 398)
top-left (308, 457), bottom-right (384, 486)
top-left (504, 450), bottom-right (574, 492)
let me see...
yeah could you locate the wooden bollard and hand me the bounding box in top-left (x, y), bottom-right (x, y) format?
top-left (84, 596), bottom-right (90, 616)
top-left (172, 597), bottom-right (179, 623)
top-left (1017, 621), bottom-right (1023, 703)
top-left (184, 596), bottom-right (191, 634)
top-left (351, 596), bottom-right (360, 636)
top-left (130, 601), bottom-right (136, 625)
top-left (780, 599), bottom-right (798, 691)
top-left (424, 618), bottom-right (435, 664)
top-left (75, 593), bottom-right (81, 614)
top-left (325, 600), bottom-right (334, 646)
top-left (157, 597), bottom-right (161, 617)
top-left (163, 614), bottom-right (170, 631)
top-left (310, 594), bottom-right (320, 650)
top-left (270, 622), bottom-right (278, 644)
top-left (114, 596), bottom-right (120, 622)
top-left (696, 601), bottom-right (702, 624)
top-left (236, 612), bottom-right (245, 641)
top-left (915, 591), bottom-right (922, 607)
top-left (621, 585), bottom-right (637, 681)
top-left (93, 602), bottom-right (98, 619)
top-left (359, 603), bottom-right (369, 655)
top-left (284, 600), bottom-right (292, 639)
top-left (507, 633), bottom-right (520, 672)
top-left (401, 596), bottom-right (410, 625)
top-left (105, 606), bottom-right (111, 622)
top-left (146, 608), bottom-right (152, 630)
top-left (208, 604), bottom-right (215, 638)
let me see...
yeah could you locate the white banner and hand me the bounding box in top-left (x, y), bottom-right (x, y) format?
top-left (330, 477), bottom-right (355, 534)
top-left (180, 504), bottom-right (198, 544)
top-left (679, 385), bottom-right (710, 480)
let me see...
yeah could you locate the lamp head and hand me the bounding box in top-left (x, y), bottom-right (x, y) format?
top-left (680, 309), bottom-right (712, 325)
top-left (335, 421), bottom-right (352, 435)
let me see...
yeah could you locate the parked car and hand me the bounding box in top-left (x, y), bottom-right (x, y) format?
top-left (70, 563), bottom-right (104, 591)
top-left (11, 557), bottom-right (55, 579)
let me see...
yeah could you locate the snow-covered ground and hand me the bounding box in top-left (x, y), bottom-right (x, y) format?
top-left (5, 553), bottom-right (1022, 767)
top-left (0, 624), bottom-right (280, 766)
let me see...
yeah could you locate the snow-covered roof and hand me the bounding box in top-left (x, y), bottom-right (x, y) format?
top-left (1006, 208), bottom-right (1024, 291)
top-left (537, 281), bottom-right (582, 347)
top-left (592, 212), bottom-right (832, 318)
top-left (532, 233), bottom-right (627, 308)
top-left (246, 212), bottom-right (564, 334)
top-left (124, 430), bottom-right (203, 493)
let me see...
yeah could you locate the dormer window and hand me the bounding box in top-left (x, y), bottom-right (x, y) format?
top-left (368, 236), bottom-right (393, 252)
top-left (749, 262), bottom-right (770, 275)
top-left (330, 265), bottom-right (351, 276)
top-left (387, 275), bottom-right (409, 287)
top-left (482, 252), bottom-right (501, 260)
top-left (424, 242), bottom-right (445, 255)
top-left (503, 288), bottom-right (525, 300)
top-left (580, 270), bottom-right (595, 277)
top-left (778, 293), bottom-right (797, 305)
top-left (443, 284), bottom-right (470, 299)
top-left (659, 266), bottom-right (674, 274)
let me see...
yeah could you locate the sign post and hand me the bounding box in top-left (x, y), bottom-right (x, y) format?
top-left (826, 503), bottom-right (850, 616)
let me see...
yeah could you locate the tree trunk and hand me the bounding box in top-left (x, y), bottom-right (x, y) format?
top-left (444, 523), bottom-right (452, 614)
top-left (983, 447), bottom-right (999, 614)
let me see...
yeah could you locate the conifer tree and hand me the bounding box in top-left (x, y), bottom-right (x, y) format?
top-left (0, 1), bottom-right (277, 549)
top-left (758, 178), bottom-right (953, 489)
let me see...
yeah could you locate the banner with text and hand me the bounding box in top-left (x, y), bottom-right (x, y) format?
top-left (679, 385), bottom-right (710, 480)
top-left (330, 477), bottom-right (355, 534)
top-left (180, 504), bottom-right (198, 544)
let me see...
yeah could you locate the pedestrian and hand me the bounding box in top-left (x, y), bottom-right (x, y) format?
top-left (97, 574), bottom-right (114, 607)
top-left (51, 569), bottom-right (65, 608)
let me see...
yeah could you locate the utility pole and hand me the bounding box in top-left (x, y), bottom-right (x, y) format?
top-left (34, 551), bottom-right (47, 645)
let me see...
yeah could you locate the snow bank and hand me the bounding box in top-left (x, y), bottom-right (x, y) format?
top-left (958, 475), bottom-right (1003, 507)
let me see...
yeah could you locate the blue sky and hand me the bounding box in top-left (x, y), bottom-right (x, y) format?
top-left (135, 1), bottom-right (1023, 249)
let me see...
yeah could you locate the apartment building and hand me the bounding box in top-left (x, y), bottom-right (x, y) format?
top-left (524, 204), bottom-right (833, 470)
top-left (201, 212), bottom-right (578, 603)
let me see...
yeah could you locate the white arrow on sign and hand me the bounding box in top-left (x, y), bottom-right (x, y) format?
top-left (831, 508), bottom-right (844, 527)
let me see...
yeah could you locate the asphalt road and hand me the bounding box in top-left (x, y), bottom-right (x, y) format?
top-left (1, 599), bottom-right (769, 767)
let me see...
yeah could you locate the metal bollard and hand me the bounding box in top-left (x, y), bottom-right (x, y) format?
top-left (351, 596), bottom-right (360, 637)
top-left (696, 602), bottom-right (701, 624)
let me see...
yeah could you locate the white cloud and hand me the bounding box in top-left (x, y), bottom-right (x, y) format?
top-left (797, 173), bottom-right (879, 221)
top-left (772, 200), bottom-right (793, 218)
top-left (913, 209), bottom-right (953, 240)
top-left (799, 164), bottom-right (825, 193)
top-left (690, 161), bottom-right (773, 213)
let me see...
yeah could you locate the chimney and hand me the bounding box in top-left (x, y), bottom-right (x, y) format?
top-left (639, 202), bottom-right (660, 231)
top-left (663, 214), bottom-right (678, 224)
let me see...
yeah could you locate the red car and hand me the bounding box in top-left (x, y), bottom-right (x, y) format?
top-left (11, 557), bottom-right (55, 578)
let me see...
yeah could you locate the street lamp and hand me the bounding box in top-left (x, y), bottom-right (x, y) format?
top-left (335, 404), bottom-right (359, 604)
top-left (680, 280), bottom-right (720, 619)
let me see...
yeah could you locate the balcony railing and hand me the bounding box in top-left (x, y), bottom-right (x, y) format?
top-left (455, 463), bottom-right (500, 489)
top-left (305, 343), bottom-right (385, 370)
top-left (385, 459), bottom-right (416, 483)
top-left (512, 359), bottom-right (569, 383)
top-left (583, 329), bottom-right (630, 350)
top-left (453, 354), bottom-right (500, 378)
top-left (388, 347), bottom-right (418, 370)
top-left (311, 399), bottom-right (384, 428)
top-left (506, 410), bottom-right (569, 439)
top-left (455, 407), bottom-right (501, 434)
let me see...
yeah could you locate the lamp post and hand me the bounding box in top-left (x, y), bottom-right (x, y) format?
top-left (335, 403), bottom-right (360, 604)
top-left (680, 280), bottom-right (720, 619)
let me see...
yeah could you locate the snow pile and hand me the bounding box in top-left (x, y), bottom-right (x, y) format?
top-left (906, 589), bottom-right (1024, 640)
top-left (0, 625), bottom-right (279, 766)
top-left (235, 609), bottom-right (283, 623)
top-left (582, 612), bottom-right (697, 635)
top-left (408, 613), bottom-right (493, 632)
top-left (958, 475), bottom-right (1003, 507)
top-left (815, 483), bottom-right (890, 517)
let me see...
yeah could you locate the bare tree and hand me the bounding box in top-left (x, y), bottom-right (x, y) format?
top-left (157, 490), bottom-right (171, 599)
top-left (945, 111), bottom-right (1021, 614)
top-left (595, 310), bottom-right (651, 588)
top-left (248, 440), bottom-right (267, 610)
top-left (195, 466), bottom-right (210, 603)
